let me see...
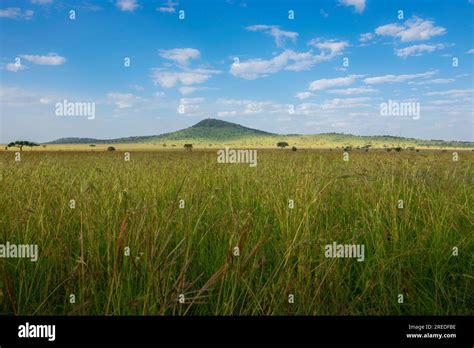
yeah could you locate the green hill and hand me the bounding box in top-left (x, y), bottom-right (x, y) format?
top-left (46, 118), bottom-right (474, 148)
top-left (155, 118), bottom-right (275, 141)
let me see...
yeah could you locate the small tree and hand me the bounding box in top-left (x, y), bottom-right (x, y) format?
top-left (277, 141), bottom-right (289, 149)
top-left (107, 146), bottom-right (116, 152)
top-left (7, 141), bottom-right (39, 151)
top-left (184, 144), bottom-right (193, 151)
top-left (292, 146), bottom-right (297, 151)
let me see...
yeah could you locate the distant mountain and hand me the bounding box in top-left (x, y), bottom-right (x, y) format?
top-left (48, 118), bottom-right (275, 144)
top-left (47, 118), bottom-right (474, 148)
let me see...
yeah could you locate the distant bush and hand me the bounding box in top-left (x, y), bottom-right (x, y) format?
top-left (292, 146), bottom-right (297, 151)
top-left (107, 146), bottom-right (116, 152)
top-left (277, 142), bottom-right (289, 149)
top-left (184, 144), bottom-right (193, 151)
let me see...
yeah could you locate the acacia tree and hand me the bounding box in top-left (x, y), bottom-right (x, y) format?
top-left (277, 141), bottom-right (289, 149)
top-left (7, 141), bottom-right (39, 151)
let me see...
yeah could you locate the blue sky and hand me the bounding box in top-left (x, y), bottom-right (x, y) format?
top-left (1, 0), bottom-right (473, 143)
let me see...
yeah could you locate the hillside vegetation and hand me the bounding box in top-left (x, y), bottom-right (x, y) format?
top-left (42, 119), bottom-right (474, 149)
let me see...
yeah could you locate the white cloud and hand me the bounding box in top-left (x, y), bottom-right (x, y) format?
top-left (308, 39), bottom-right (349, 61)
top-left (107, 92), bottom-right (143, 109)
top-left (246, 25), bottom-right (298, 47)
top-left (217, 111), bottom-right (237, 117)
top-left (151, 68), bottom-right (219, 88)
top-left (116, 0), bottom-right (138, 12)
top-left (338, 0), bottom-right (366, 13)
top-left (20, 53), bottom-right (66, 65)
top-left (216, 98), bottom-right (286, 115)
top-left (231, 42), bottom-right (348, 80)
top-left (364, 71), bottom-right (436, 84)
top-left (359, 32), bottom-right (375, 42)
top-left (308, 75), bottom-right (361, 91)
top-left (320, 97), bottom-right (371, 110)
top-left (375, 16), bottom-right (446, 42)
top-left (39, 97), bottom-right (51, 104)
top-left (178, 97), bottom-right (205, 116)
top-left (416, 78), bottom-right (454, 85)
top-left (5, 62), bottom-right (26, 72)
top-left (160, 48), bottom-right (200, 65)
top-left (157, 0), bottom-right (178, 13)
top-left (0, 8), bottom-right (33, 20)
top-left (425, 89), bottom-right (473, 98)
top-left (178, 86), bottom-right (211, 95)
top-left (0, 86), bottom-right (56, 106)
top-left (295, 92), bottom-right (314, 100)
top-left (395, 43), bottom-right (445, 58)
top-left (327, 87), bottom-right (378, 95)
top-left (154, 91), bottom-right (166, 97)
top-left (230, 50), bottom-right (319, 80)
top-left (467, 49), bottom-right (474, 54)
top-left (320, 9), bottom-right (329, 18)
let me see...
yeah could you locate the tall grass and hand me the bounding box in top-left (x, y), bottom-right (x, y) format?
top-left (0, 150), bottom-right (472, 315)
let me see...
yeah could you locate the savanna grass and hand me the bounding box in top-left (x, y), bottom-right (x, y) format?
top-left (0, 150), bottom-right (472, 315)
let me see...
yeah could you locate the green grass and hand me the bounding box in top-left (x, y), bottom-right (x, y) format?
top-left (0, 150), bottom-right (473, 315)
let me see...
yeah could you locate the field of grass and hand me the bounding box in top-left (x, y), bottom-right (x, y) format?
top-left (0, 149), bottom-right (473, 315)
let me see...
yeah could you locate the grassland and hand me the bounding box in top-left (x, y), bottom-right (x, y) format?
top-left (0, 149), bottom-right (473, 315)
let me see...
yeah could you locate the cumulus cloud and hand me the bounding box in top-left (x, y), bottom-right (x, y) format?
top-left (178, 97), bottom-right (205, 116)
top-left (160, 48), bottom-right (200, 66)
top-left (308, 75), bottom-right (361, 91)
top-left (116, 0), bottom-right (138, 12)
top-left (216, 98), bottom-right (286, 115)
top-left (359, 32), bottom-right (375, 42)
top-left (231, 41), bottom-right (348, 80)
top-left (230, 50), bottom-right (319, 79)
top-left (395, 43), bottom-right (446, 58)
top-left (308, 39), bottom-right (349, 61)
top-left (295, 92), bottom-right (314, 100)
top-left (20, 53), bottom-right (66, 65)
top-left (5, 62), bottom-right (26, 72)
top-left (246, 25), bottom-right (298, 46)
top-left (107, 92), bottom-right (143, 109)
top-left (375, 16), bottom-right (446, 42)
top-left (364, 71), bottom-right (436, 84)
top-left (0, 8), bottom-right (33, 20)
top-left (327, 87), bottom-right (378, 95)
top-left (338, 0), bottom-right (366, 13)
top-left (151, 68), bottom-right (220, 88)
top-left (178, 86), bottom-right (211, 95)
